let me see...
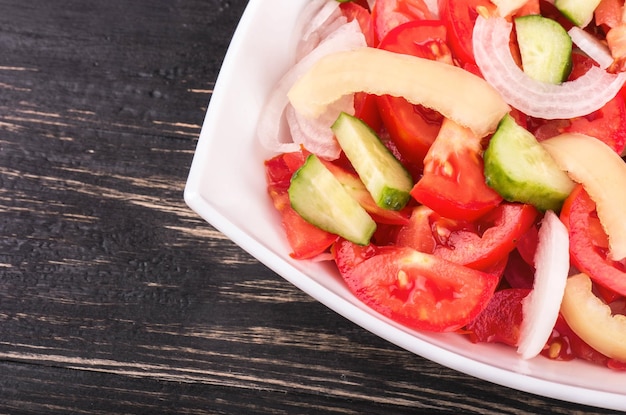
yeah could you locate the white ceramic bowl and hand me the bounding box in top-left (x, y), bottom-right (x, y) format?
top-left (184, 1), bottom-right (626, 410)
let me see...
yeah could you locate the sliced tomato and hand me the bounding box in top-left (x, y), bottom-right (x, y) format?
top-left (595, 0), bottom-right (623, 30)
top-left (432, 202), bottom-right (539, 270)
top-left (376, 99), bottom-right (442, 172)
top-left (332, 238), bottom-right (395, 275)
top-left (339, 1), bottom-right (377, 46)
top-left (395, 201), bottom-right (538, 271)
top-left (267, 188), bottom-right (337, 259)
top-left (410, 118), bottom-right (503, 221)
top-left (438, 0), bottom-right (494, 65)
top-left (340, 245), bottom-right (499, 331)
top-left (560, 185), bottom-right (626, 296)
top-left (265, 152), bottom-right (337, 259)
top-left (372, 0), bottom-right (435, 44)
top-left (375, 20), bottom-right (449, 169)
top-left (515, 221), bottom-right (539, 267)
top-left (465, 288), bottom-right (531, 346)
top-left (354, 92), bottom-right (383, 133)
top-left (378, 19), bottom-right (449, 56)
top-left (395, 205), bottom-right (437, 253)
top-left (502, 249), bottom-right (535, 289)
top-left (264, 151), bottom-right (307, 191)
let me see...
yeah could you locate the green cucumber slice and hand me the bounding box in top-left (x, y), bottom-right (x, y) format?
top-left (331, 112), bottom-right (413, 211)
top-left (483, 114), bottom-right (575, 211)
top-left (555, 0), bottom-right (602, 27)
top-left (515, 14), bottom-right (572, 84)
top-left (288, 154), bottom-right (376, 245)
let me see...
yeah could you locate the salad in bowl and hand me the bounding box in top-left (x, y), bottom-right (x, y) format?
top-left (186, 0), bottom-right (626, 409)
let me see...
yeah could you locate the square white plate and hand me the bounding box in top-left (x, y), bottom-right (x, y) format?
top-left (184, 0), bottom-right (626, 410)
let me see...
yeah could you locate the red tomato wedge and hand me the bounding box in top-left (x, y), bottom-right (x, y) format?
top-left (396, 202), bottom-right (538, 271)
top-left (339, 245), bottom-right (499, 331)
top-left (560, 185), bottom-right (626, 296)
top-left (267, 189), bottom-right (337, 259)
top-left (265, 152), bottom-right (337, 259)
top-left (410, 118), bottom-right (503, 221)
top-left (375, 20), bottom-right (449, 169)
top-left (595, 0), bottom-right (623, 29)
top-left (372, 0), bottom-right (435, 44)
top-left (432, 203), bottom-right (538, 270)
top-left (466, 288), bottom-right (531, 347)
top-left (438, 0), bottom-right (494, 65)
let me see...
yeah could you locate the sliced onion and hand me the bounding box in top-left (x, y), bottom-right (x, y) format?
top-left (285, 94), bottom-right (354, 159)
top-left (257, 18), bottom-right (366, 156)
top-left (295, 0), bottom-right (344, 61)
top-left (473, 15), bottom-right (626, 119)
top-left (517, 211), bottom-right (570, 360)
top-left (568, 26), bottom-right (614, 69)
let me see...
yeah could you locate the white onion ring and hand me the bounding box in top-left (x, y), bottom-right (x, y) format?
top-left (286, 94), bottom-right (354, 159)
top-left (517, 210), bottom-right (570, 360)
top-left (568, 26), bottom-right (614, 69)
top-left (295, 0), bottom-right (344, 61)
top-left (257, 18), bottom-right (366, 156)
top-left (473, 15), bottom-right (626, 119)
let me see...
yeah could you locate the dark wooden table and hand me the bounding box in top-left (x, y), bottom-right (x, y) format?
top-left (0, 1), bottom-right (622, 414)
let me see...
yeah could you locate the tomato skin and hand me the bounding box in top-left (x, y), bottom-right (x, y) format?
top-left (340, 245), bottom-right (499, 331)
top-left (438, 0), bottom-right (494, 65)
top-left (433, 203), bottom-right (539, 270)
top-left (395, 202), bottom-right (537, 271)
top-left (503, 249), bottom-right (535, 290)
top-left (560, 185), bottom-right (626, 296)
top-left (265, 152), bottom-right (337, 259)
top-left (265, 151), bottom-right (307, 191)
top-left (395, 205), bottom-right (437, 253)
top-left (515, 221), bottom-right (539, 267)
top-left (378, 19), bottom-right (448, 56)
top-left (354, 92), bottom-right (383, 133)
top-left (375, 20), bottom-right (451, 169)
top-left (376, 97), bottom-right (442, 169)
top-left (410, 119), bottom-right (502, 221)
top-left (595, 0), bottom-right (623, 29)
top-left (465, 288), bottom-right (530, 347)
top-left (267, 188), bottom-right (337, 260)
top-left (332, 238), bottom-right (383, 275)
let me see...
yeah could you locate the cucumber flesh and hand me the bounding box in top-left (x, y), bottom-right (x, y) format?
top-left (288, 154), bottom-right (376, 246)
top-left (331, 112), bottom-right (413, 211)
top-left (515, 15), bottom-right (572, 84)
top-left (555, 0), bottom-right (602, 27)
top-left (483, 114), bottom-right (575, 211)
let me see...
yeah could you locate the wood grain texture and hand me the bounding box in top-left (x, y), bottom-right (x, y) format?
top-left (0, 1), bottom-right (621, 414)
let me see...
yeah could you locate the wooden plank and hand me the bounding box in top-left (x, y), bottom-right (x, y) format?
top-left (0, 0), bottom-right (620, 413)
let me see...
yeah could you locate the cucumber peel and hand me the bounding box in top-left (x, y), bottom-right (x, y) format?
top-left (483, 114), bottom-right (575, 211)
top-left (331, 112), bottom-right (413, 211)
top-left (288, 154), bottom-right (376, 245)
top-left (555, 0), bottom-right (602, 27)
top-left (515, 15), bottom-right (572, 84)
